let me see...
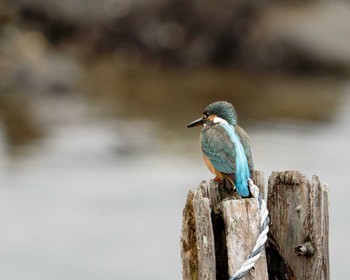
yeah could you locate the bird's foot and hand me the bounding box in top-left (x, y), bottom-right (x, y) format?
top-left (213, 177), bottom-right (223, 183)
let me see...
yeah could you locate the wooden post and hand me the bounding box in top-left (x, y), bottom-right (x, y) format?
top-left (181, 182), bottom-right (216, 280)
top-left (221, 199), bottom-right (268, 279)
top-left (181, 172), bottom-right (268, 280)
top-left (267, 170), bottom-right (329, 280)
top-left (180, 170), bottom-right (330, 279)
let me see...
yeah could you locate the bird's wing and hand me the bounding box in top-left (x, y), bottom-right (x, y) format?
top-left (235, 125), bottom-right (254, 173)
top-left (201, 124), bottom-right (236, 174)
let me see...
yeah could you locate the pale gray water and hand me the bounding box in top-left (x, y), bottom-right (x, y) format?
top-left (0, 93), bottom-right (349, 279)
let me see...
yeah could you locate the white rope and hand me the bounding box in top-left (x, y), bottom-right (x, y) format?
top-left (229, 179), bottom-right (270, 280)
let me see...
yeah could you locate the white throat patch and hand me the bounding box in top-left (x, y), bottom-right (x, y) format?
top-left (213, 116), bottom-right (228, 124)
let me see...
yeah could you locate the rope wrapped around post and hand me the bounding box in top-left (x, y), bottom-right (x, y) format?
top-left (229, 179), bottom-right (270, 280)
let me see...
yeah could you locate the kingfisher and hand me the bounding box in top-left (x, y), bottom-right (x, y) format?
top-left (187, 101), bottom-right (253, 197)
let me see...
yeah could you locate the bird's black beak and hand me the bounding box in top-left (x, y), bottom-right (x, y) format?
top-left (187, 117), bottom-right (204, 128)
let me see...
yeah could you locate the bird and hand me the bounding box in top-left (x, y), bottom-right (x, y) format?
top-left (187, 101), bottom-right (253, 197)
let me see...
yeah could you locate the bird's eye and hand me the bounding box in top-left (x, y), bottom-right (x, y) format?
top-left (203, 113), bottom-right (209, 119)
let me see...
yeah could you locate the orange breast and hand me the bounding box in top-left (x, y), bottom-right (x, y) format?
top-left (203, 155), bottom-right (224, 180)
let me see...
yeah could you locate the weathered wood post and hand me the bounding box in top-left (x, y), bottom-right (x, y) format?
top-left (180, 170), bottom-right (329, 280)
top-left (267, 171), bottom-right (329, 280)
top-left (180, 171), bottom-right (268, 280)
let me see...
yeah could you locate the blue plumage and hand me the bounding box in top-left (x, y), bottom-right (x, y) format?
top-left (187, 101), bottom-right (254, 198)
top-left (224, 124), bottom-right (250, 197)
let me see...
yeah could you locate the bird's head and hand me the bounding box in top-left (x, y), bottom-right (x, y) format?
top-left (187, 101), bottom-right (237, 128)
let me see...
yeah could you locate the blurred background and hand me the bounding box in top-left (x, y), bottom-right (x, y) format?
top-left (0, 0), bottom-right (349, 279)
